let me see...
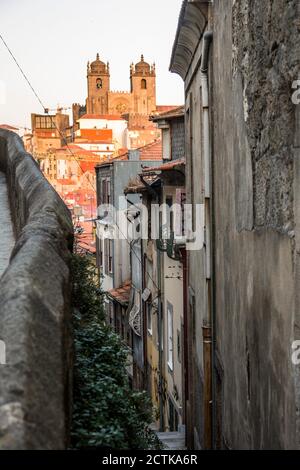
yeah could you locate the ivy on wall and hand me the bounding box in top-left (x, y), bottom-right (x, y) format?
top-left (70, 254), bottom-right (161, 449)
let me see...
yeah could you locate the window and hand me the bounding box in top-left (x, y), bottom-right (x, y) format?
top-left (147, 302), bottom-right (152, 335)
top-left (141, 79), bottom-right (147, 89)
top-left (166, 196), bottom-right (174, 236)
top-left (167, 302), bottom-right (174, 371)
top-left (97, 236), bottom-right (103, 267)
top-left (96, 78), bottom-right (103, 89)
top-left (108, 239), bottom-right (113, 273)
top-left (104, 238), bottom-right (111, 274)
top-left (101, 177), bottom-right (111, 205)
top-left (104, 238), bottom-right (113, 275)
top-left (175, 188), bottom-right (186, 238)
top-left (107, 179), bottom-right (111, 204)
top-left (168, 397), bottom-right (179, 432)
top-left (177, 329), bottom-right (181, 363)
top-left (35, 115), bottom-right (56, 130)
top-left (105, 301), bottom-right (114, 327)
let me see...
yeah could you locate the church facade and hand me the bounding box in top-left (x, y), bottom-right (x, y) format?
top-left (85, 53), bottom-right (156, 116)
top-left (72, 53), bottom-right (177, 149)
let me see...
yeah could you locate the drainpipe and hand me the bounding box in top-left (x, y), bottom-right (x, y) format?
top-left (200, 31), bottom-right (213, 450)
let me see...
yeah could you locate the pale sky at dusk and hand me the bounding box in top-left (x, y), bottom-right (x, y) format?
top-left (0, 0), bottom-right (184, 130)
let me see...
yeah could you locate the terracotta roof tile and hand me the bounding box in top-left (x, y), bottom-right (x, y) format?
top-left (151, 105), bottom-right (184, 121)
top-left (143, 157), bottom-right (185, 172)
top-left (138, 140), bottom-right (162, 160)
top-left (155, 105), bottom-right (180, 113)
top-left (107, 280), bottom-right (131, 306)
top-left (56, 144), bottom-right (99, 157)
top-left (0, 124), bottom-right (19, 130)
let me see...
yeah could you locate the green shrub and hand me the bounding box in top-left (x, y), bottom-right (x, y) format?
top-left (70, 254), bottom-right (161, 449)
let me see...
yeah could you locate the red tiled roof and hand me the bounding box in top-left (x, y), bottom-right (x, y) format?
top-left (143, 157), bottom-right (185, 172)
top-left (96, 152), bottom-right (129, 167)
top-left (151, 105), bottom-right (184, 121)
top-left (155, 105), bottom-right (180, 113)
top-left (80, 161), bottom-right (98, 172)
top-left (139, 140), bottom-right (162, 161)
top-left (79, 128), bottom-right (113, 142)
top-left (56, 144), bottom-right (99, 157)
top-left (56, 179), bottom-right (75, 185)
top-left (77, 241), bottom-right (96, 254)
top-left (78, 114), bottom-right (124, 121)
top-left (118, 147), bottom-right (128, 156)
top-left (108, 280), bottom-right (131, 306)
top-left (0, 124), bottom-right (19, 130)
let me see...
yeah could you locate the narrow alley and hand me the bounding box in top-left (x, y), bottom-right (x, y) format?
top-left (0, 0), bottom-right (300, 461)
top-left (0, 172), bottom-right (14, 278)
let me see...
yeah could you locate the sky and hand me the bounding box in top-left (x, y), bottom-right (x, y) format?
top-left (0, 0), bottom-right (184, 130)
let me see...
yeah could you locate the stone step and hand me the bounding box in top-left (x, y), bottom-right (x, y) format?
top-left (156, 431), bottom-right (186, 450)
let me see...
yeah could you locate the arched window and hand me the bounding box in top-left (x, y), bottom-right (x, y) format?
top-left (96, 78), bottom-right (103, 89)
top-left (141, 79), bottom-right (147, 89)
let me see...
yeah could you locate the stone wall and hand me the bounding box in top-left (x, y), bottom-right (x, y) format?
top-left (0, 130), bottom-right (73, 449)
top-left (212, 0), bottom-right (300, 449)
top-left (170, 0), bottom-right (300, 450)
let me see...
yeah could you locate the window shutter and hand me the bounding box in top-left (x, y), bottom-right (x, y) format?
top-left (104, 238), bottom-right (109, 274)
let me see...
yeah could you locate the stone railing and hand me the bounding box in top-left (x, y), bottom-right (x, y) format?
top-left (0, 130), bottom-right (73, 449)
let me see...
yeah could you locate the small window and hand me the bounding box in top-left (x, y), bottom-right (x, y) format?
top-left (108, 239), bottom-right (113, 273)
top-left (97, 236), bottom-right (103, 267)
top-left (167, 302), bottom-right (173, 371)
top-left (96, 78), bottom-right (103, 89)
top-left (177, 329), bottom-right (181, 363)
top-left (141, 79), bottom-right (147, 89)
top-left (101, 177), bottom-right (111, 205)
top-left (166, 196), bottom-right (174, 235)
top-left (162, 128), bottom-right (171, 160)
top-left (168, 398), bottom-right (179, 432)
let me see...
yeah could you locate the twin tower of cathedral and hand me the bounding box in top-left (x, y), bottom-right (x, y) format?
top-left (86, 53), bottom-right (157, 116)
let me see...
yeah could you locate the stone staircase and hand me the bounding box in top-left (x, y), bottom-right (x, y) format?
top-left (156, 431), bottom-right (186, 450)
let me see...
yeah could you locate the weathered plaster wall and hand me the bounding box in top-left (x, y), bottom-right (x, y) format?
top-left (212, 0), bottom-right (300, 449)
top-left (162, 185), bottom-right (184, 428)
top-left (0, 130), bottom-right (73, 449)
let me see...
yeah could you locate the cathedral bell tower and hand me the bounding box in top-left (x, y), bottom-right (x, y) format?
top-left (86, 53), bottom-right (110, 114)
top-left (130, 55), bottom-right (156, 115)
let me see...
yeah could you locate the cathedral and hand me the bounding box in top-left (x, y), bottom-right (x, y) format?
top-left (72, 53), bottom-right (175, 149)
top-left (85, 53), bottom-right (156, 116)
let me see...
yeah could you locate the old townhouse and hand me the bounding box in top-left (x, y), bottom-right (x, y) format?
top-left (170, 0), bottom-right (300, 450)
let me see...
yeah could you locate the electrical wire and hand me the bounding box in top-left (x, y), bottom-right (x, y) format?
top-left (0, 32), bottom-right (160, 292)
